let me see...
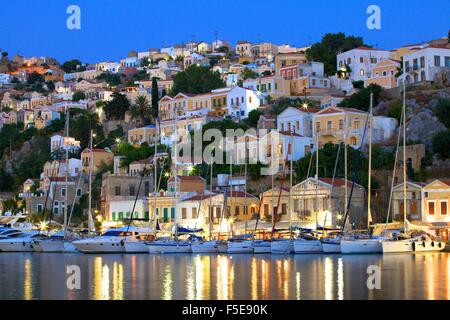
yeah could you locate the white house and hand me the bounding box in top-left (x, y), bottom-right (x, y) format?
top-left (401, 45), bottom-right (450, 84)
top-left (0, 74), bottom-right (12, 85)
top-left (337, 47), bottom-right (391, 81)
top-left (50, 135), bottom-right (81, 153)
top-left (277, 107), bottom-right (317, 137)
top-left (226, 87), bottom-right (260, 119)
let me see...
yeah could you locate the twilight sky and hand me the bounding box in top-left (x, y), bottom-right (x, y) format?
top-left (0, 0), bottom-right (449, 63)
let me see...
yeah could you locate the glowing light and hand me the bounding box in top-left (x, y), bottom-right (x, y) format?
top-left (188, 166), bottom-right (194, 173)
top-left (165, 172), bottom-right (170, 178)
top-left (302, 102), bottom-right (308, 109)
top-left (337, 214), bottom-right (343, 221)
top-left (38, 221), bottom-right (48, 231)
top-left (115, 138), bottom-right (121, 144)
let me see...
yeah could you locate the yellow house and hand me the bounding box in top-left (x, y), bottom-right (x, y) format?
top-left (128, 125), bottom-right (157, 146)
top-left (365, 59), bottom-right (400, 89)
top-left (313, 106), bottom-right (369, 148)
top-left (243, 75), bottom-right (289, 102)
top-left (197, 42), bottom-right (211, 54)
top-left (210, 88), bottom-right (230, 116)
top-left (421, 179), bottom-right (450, 240)
top-left (274, 52), bottom-right (307, 75)
top-left (81, 148), bottom-right (114, 174)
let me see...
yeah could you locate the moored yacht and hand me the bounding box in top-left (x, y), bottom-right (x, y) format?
top-left (293, 233), bottom-right (323, 254)
top-left (321, 233), bottom-right (343, 253)
top-left (271, 238), bottom-right (294, 254)
top-left (0, 232), bottom-right (47, 252)
top-left (191, 240), bottom-right (220, 254)
top-left (253, 240), bottom-right (272, 254)
top-left (147, 238), bottom-right (192, 254)
top-left (73, 227), bottom-right (143, 254)
top-left (413, 235), bottom-right (446, 252)
top-left (227, 238), bottom-right (254, 254)
top-left (340, 235), bottom-right (383, 254)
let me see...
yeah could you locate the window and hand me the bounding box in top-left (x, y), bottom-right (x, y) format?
top-left (115, 186), bottom-right (121, 196)
top-left (315, 122), bottom-right (321, 131)
top-left (360, 69), bottom-right (365, 76)
top-left (413, 58), bottom-right (418, 70)
top-left (281, 203), bottom-right (287, 215)
top-left (434, 56), bottom-right (441, 67)
top-left (441, 201), bottom-right (447, 215)
top-left (327, 121), bottom-right (332, 130)
top-left (360, 57), bottom-right (364, 63)
top-left (339, 119), bottom-right (344, 130)
top-left (445, 57), bottom-right (450, 67)
top-left (76, 188), bottom-right (82, 197)
top-left (61, 188), bottom-right (66, 197)
top-left (129, 185), bottom-right (135, 196)
top-left (182, 208), bottom-right (187, 219)
top-left (192, 207), bottom-right (197, 219)
top-left (420, 57), bottom-right (425, 68)
top-left (428, 201), bottom-right (435, 215)
top-left (54, 201), bottom-right (59, 214)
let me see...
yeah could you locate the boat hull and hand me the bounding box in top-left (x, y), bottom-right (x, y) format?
top-left (34, 240), bottom-right (66, 253)
top-left (382, 240), bottom-right (414, 253)
top-left (73, 239), bottom-right (126, 253)
top-left (124, 241), bottom-right (149, 253)
top-left (322, 241), bottom-right (342, 253)
top-left (413, 240), bottom-right (445, 252)
top-left (253, 241), bottom-right (271, 254)
top-left (294, 239), bottom-right (323, 253)
top-left (191, 241), bottom-right (219, 254)
top-left (0, 240), bottom-right (35, 252)
top-left (227, 241), bottom-right (253, 254)
top-left (271, 240), bottom-right (294, 254)
top-left (340, 239), bottom-right (382, 254)
top-left (147, 242), bottom-right (192, 254)
top-left (217, 243), bottom-right (228, 253)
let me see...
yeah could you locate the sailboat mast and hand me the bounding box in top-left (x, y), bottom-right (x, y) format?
top-left (88, 130), bottom-right (95, 234)
top-left (344, 112), bottom-right (348, 230)
top-left (315, 131), bottom-right (319, 229)
top-left (289, 135), bottom-right (293, 236)
top-left (153, 122), bottom-right (158, 237)
top-left (244, 137), bottom-right (248, 236)
top-left (402, 81), bottom-right (407, 232)
top-left (174, 109), bottom-right (179, 240)
top-left (64, 110), bottom-right (69, 238)
top-left (368, 93), bottom-right (373, 231)
top-left (209, 160), bottom-right (213, 241)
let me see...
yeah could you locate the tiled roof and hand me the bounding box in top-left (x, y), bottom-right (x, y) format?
top-left (169, 176), bottom-right (205, 182)
top-left (319, 178), bottom-right (362, 188)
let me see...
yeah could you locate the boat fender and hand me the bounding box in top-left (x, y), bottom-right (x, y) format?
top-left (412, 242), bottom-right (416, 251)
top-left (438, 242), bottom-right (442, 248)
top-left (120, 239), bottom-right (125, 246)
top-left (422, 241), bottom-right (426, 247)
top-left (431, 241), bottom-right (434, 247)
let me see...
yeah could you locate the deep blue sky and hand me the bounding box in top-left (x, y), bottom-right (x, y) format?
top-left (0, 0), bottom-right (449, 63)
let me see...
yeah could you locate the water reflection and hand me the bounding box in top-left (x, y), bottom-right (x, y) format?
top-left (0, 253), bottom-right (450, 300)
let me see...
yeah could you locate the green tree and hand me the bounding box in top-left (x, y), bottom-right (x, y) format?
top-left (129, 95), bottom-right (153, 125)
top-left (27, 72), bottom-right (44, 85)
top-left (72, 91), bottom-right (86, 102)
top-left (240, 68), bottom-right (259, 81)
top-left (96, 73), bottom-right (122, 87)
top-left (171, 65), bottom-right (225, 95)
top-left (306, 32), bottom-right (366, 76)
top-left (432, 129), bottom-right (450, 159)
top-left (434, 98), bottom-right (450, 128)
top-left (244, 109), bottom-right (262, 128)
top-left (104, 92), bottom-right (131, 120)
top-left (140, 57), bottom-right (151, 68)
top-left (61, 59), bottom-right (84, 73)
top-left (69, 109), bottom-right (104, 149)
top-left (151, 77), bottom-right (159, 118)
top-left (338, 84), bottom-right (383, 111)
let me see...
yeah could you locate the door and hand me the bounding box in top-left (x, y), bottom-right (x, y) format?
top-left (163, 208), bottom-right (169, 223)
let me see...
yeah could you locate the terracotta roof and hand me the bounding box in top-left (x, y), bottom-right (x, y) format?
top-left (226, 190), bottom-right (258, 198)
top-left (183, 193), bottom-right (217, 201)
top-left (438, 179), bottom-right (450, 187)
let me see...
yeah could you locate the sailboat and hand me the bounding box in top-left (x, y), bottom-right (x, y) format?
top-left (382, 82), bottom-right (445, 253)
top-left (341, 93), bottom-right (383, 254)
top-left (36, 111), bottom-right (80, 253)
top-left (293, 132), bottom-right (323, 254)
top-left (147, 111), bottom-right (192, 254)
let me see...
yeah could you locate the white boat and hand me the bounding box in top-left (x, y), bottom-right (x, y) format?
top-left (0, 232), bottom-right (46, 252)
top-left (0, 228), bottom-right (24, 239)
top-left (413, 237), bottom-right (446, 252)
top-left (294, 237), bottom-right (323, 253)
top-left (217, 241), bottom-right (228, 253)
top-left (322, 237), bottom-right (342, 253)
top-left (271, 239), bottom-right (294, 254)
top-left (382, 239), bottom-right (414, 253)
top-left (340, 238), bottom-right (383, 254)
top-left (147, 239), bottom-right (192, 254)
top-left (73, 227), bottom-right (144, 254)
top-left (124, 240), bottom-right (149, 253)
top-left (253, 240), bottom-right (272, 254)
top-left (227, 239), bottom-right (253, 254)
top-left (191, 240), bottom-right (220, 253)
top-left (33, 231), bottom-right (78, 253)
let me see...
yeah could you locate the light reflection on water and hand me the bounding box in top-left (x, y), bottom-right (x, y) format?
top-left (1, 253), bottom-right (450, 300)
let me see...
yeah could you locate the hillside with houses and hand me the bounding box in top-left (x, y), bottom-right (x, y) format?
top-left (0, 31), bottom-right (450, 236)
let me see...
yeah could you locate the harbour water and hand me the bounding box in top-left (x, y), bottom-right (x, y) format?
top-left (0, 253), bottom-right (449, 300)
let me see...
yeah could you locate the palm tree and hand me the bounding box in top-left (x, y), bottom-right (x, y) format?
top-left (130, 95), bottom-right (153, 125)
